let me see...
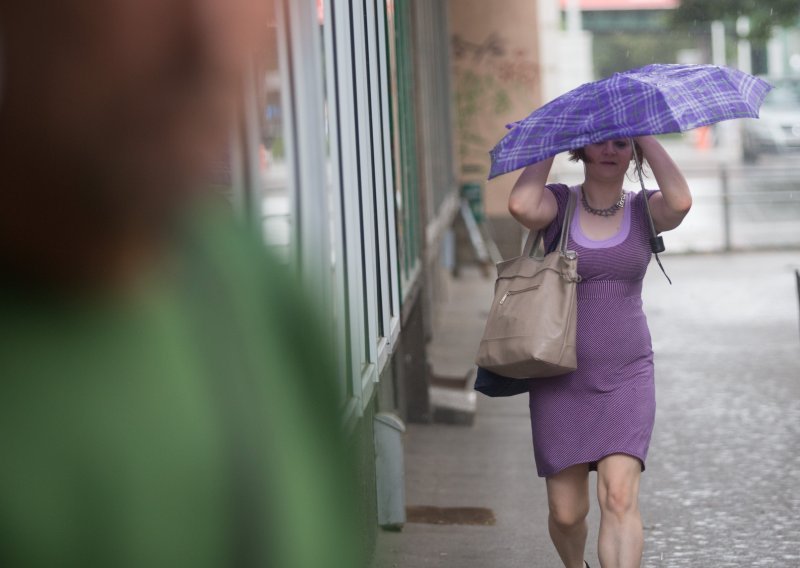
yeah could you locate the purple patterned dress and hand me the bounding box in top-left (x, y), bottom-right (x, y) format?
top-left (528, 183), bottom-right (657, 478)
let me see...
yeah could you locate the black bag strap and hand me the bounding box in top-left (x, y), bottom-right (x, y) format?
top-left (630, 141), bottom-right (672, 285)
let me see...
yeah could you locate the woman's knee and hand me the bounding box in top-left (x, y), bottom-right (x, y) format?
top-left (545, 463), bottom-right (590, 530)
top-left (598, 481), bottom-right (637, 519)
top-left (549, 500), bottom-right (589, 530)
top-left (597, 454), bottom-right (641, 519)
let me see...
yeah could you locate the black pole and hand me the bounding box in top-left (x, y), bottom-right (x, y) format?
top-left (720, 165), bottom-right (732, 252)
top-left (796, 269), bottom-right (800, 342)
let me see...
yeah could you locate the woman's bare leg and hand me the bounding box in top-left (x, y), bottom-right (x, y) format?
top-left (596, 454), bottom-right (643, 568)
top-left (545, 463), bottom-right (590, 568)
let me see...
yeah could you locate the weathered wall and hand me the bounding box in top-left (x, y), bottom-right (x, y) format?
top-left (448, 0), bottom-right (543, 224)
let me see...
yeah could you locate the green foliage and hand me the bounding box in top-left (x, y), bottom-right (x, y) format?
top-left (673, 0), bottom-right (800, 43)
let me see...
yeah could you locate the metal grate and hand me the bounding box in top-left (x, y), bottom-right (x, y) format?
top-left (405, 505), bottom-right (496, 526)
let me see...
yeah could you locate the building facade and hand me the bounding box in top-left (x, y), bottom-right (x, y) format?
top-left (448, 0), bottom-right (575, 258)
top-left (228, 0), bottom-right (458, 560)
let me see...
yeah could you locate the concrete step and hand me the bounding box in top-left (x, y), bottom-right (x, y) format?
top-left (429, 369), bottom-right (478, 426)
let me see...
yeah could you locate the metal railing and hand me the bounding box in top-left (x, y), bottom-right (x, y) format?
top-left (656, 162), bottom-right (800, 253)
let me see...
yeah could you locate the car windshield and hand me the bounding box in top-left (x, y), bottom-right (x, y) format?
top-left (763, 81), bottom-right (800, 108)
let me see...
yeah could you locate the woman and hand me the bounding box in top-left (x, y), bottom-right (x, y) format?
top-left (507, 136), bottom-right (692, 568)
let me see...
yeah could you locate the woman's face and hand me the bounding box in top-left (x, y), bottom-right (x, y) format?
top-left (583, 139), bottom-right (634, 182)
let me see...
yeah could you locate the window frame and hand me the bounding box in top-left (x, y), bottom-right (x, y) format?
top-left (375, 0), bottom-right (402, 348)
top-left (248, 0), bottom-right (403, 423)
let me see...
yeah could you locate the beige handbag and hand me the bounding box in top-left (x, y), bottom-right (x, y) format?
top-left (475, 188), bottom-right (580, 379)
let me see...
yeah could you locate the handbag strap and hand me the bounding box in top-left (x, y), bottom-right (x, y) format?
top-left (557, 187), bottom-right (578, 254)
top-left (630, 140), bottom-right (672, 285)
top-left (523, 187), bottom-right (577, 259)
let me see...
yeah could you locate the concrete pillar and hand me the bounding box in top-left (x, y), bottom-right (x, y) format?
top-left (711, 20), bottom-right (726, 67)
top-left (736, 16), bottom-right (752, 74)
top-left (448, 0), bottom-right (544, 258)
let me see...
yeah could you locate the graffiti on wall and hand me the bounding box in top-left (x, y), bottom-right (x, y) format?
top-left (452, 32), bottom-right (539, 178)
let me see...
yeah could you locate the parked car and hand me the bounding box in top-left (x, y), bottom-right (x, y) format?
top-left (741, 77), bottom-right (800, 162)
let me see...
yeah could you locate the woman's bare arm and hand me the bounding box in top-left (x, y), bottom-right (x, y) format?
top-left (635, 136), bottom-right (692, 232)
top-left (507, 156), bottom-right (558, 231)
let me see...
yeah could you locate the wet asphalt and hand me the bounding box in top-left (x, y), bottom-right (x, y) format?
top-left (376, 251), bottom-right (800, 567)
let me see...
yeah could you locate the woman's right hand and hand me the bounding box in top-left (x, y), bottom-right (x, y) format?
top-left (507, 156), bottom-right (558, 231)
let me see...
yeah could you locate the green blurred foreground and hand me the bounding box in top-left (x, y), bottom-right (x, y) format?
top-left (0, 206), bottom-right (363, 568)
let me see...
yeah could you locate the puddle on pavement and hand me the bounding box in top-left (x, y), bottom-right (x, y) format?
top-left (405, 505), bottom-right (496, 526)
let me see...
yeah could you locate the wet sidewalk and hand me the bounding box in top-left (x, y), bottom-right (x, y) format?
top-left (375, 250), bottom-right (800, 568)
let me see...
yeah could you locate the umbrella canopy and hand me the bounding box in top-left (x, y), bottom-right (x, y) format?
top-left (488, 64), bottom-right (772, 179)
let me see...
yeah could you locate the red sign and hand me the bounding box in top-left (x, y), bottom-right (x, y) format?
top-left (559, 0), bottom-right (679, 10)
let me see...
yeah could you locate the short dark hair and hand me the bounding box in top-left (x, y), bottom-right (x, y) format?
top-left (568, 140), bottom-right (645, 168)
top-left (568, 147), bottom-right (589, 163)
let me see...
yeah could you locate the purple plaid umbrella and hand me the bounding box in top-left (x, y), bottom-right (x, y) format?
top-left (488, 64), bottom-right (772, 180)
